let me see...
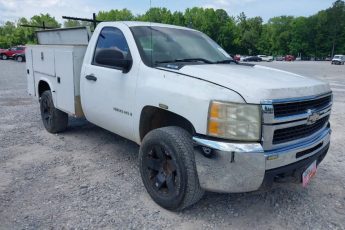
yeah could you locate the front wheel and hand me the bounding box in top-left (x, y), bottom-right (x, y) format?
top-left (40, 90), bottom-right (68, 133)
top-left (1, 54), bottom-right (8, 60)
top-left (139, 127), bottom-right (204, 211)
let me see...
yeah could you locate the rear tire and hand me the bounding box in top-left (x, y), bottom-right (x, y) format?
top-left (139, 126), bottom-right (204, 211)
top-left (1, 54), bottom-right (7, 60)
top-left (16, 56), bottom-right (23, 62)
top-left (40, 90), bottom-right (68, 133)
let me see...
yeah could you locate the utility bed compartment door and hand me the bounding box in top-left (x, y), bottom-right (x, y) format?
top-left (32, 47), bottom-right (55, 76)
top-left (25, 48), bottom-right (35, 96)
top-left (55, 50), bottom-right (75, 113)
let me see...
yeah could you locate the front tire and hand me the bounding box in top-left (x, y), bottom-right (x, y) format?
top-left (40, 90), bottom-right (68, 133)
top-left (139, 127), bottom-right (204, 211)
top-left (1, 54), bottom-right (8, 60)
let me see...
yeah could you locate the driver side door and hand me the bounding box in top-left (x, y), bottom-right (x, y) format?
top-left (81, 26), bottom-right (138, 141)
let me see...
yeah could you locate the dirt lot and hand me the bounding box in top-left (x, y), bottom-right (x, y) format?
top-left (0, 60), bottom-right (344, 229)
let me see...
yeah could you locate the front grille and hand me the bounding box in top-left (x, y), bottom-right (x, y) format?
top-left (273, 95), bottom-right (332, 118)
top-left (273, 115), bottom-right (329, 144)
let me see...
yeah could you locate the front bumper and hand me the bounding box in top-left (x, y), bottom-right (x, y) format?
top-left (193, 127), bottom-right (331, 193)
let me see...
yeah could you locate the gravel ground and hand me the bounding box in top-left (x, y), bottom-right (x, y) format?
top-left (0, 60), bottom-right (344, 229)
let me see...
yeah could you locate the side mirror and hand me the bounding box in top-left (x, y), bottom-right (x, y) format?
top-left (95, 49), bottom-right (132, 73)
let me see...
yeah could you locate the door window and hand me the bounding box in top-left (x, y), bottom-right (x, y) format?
top-left (92, 27), bottom-right (131, 68)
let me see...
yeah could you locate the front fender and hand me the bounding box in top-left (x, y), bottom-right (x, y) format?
top-left (133, 65), bottom-right (245, 143)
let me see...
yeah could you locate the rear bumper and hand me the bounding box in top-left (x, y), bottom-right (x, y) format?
top-left (193, 127), bottom-right (331, 193)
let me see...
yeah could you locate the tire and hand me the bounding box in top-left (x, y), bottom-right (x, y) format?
top-left (1, 54), bottom-right (8, 60)
top-left (16, 56), bottom-right (23, 62)
top-left (139, 126), bottom-right (204, 211)
top-left (40, 90), bottom-right (68, 133)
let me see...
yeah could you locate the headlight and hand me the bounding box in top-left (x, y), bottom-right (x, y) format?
top-left (207, 101), bottom-right (261, 141)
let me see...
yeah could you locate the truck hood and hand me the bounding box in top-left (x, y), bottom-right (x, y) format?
top-left (176, 64), bottom-right (331, 104)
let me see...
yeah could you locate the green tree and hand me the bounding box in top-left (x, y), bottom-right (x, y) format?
top-left (138, 7), bottom-right (173, 24)
top-left (97, 9), bottom-right (134, 21)
top-left (30, 13), bottom-right (61, 28)
top-left (1, 0), bottom-right (344, 56)
top-left (236, 13), bottom-right (263, 55)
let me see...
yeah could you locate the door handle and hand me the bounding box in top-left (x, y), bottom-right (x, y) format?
top-left (85, 75), bottom-right (97, 81)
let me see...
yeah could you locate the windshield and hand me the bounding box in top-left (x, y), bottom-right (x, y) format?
top-left (334, 55), bottom-right (342, 59)
top-left (130, 26), bottom-right (232, 67)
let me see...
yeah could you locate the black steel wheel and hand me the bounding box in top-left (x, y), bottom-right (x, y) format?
top-left (144, 144), bottom-right (180, 197)
top-left (139, 127), bottom-right (204, 211)
top-left (40, 90), bottom-right (68, 133)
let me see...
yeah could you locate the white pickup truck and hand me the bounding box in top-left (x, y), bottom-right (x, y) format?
top-left (26, 22), bottom-right (332, 211)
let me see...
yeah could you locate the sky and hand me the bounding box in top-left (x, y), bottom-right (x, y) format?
top-left (0, 0), bottom-right (337, 24)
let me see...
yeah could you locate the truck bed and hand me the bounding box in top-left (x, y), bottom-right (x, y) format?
top-left (26, 27), bottom-right (91, 117)
top-left (26, 45), bottom-right (87, 117)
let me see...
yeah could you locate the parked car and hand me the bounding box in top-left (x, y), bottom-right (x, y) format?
top-left (284, 55), bottom-right (295, 61)
top-left (257, 55), bottom-right (273, 62)
top-left (243, 56), bottom-right (262, 62)
top-left (233, 54), bottom-right (241, 62)
top-left (240, 55), bottom-right (248, 61)
top-left (285, 55), bottom-right (295, 61)
top-left (27, 22), bottom-right (332, 211)
top-left (331, 55), bottom-right (345, 65)
top-left (13, 53), bottom-right (26, 62)
top-left (0, 46), bottom-right (26, 60)
top-left (275, 56), bottom-right (284, 61)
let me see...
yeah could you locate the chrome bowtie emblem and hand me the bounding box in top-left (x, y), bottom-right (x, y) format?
top-left (307, 110), bottom-right (320, 125)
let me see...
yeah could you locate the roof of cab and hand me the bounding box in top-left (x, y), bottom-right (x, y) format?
top-left (98, 21), bottom-right (196, 31)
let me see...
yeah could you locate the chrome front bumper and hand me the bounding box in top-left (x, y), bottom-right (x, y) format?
top-left (193, 127), bottom-right (331, 193)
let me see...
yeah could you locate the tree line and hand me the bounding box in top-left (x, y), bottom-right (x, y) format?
top-left (1, 0), bottom-right (344, 58)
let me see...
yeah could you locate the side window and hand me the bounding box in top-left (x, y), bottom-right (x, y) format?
top-left (92, 27), bottom-right (131, 68)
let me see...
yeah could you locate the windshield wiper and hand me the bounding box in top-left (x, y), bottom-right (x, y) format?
top-left (215, 59), bottom-right (238, 64)
top-left (155, 58), bottom-right (214, 64)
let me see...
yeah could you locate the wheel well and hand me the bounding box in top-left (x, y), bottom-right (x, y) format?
top-left (38, 81), bottom-right (50, 97)
top-left (139, 106), bottom-right (196, 141)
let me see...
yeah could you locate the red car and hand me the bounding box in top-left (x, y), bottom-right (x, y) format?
top-left (285, 55), bottom-right (295, 61)
top-left (234, 54), bottom-right (241, 62)
top-left (0, 46), bottom-right (26, 60)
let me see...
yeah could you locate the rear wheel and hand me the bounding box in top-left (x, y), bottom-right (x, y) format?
top-left (40, 90), bottom-right (68, 133)
top-left (139, 126), bottom-right (204, 211)
top-left (16, 56), bottom-right (23, 62)
top-left (1, 54), bottom-right (8, 60)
